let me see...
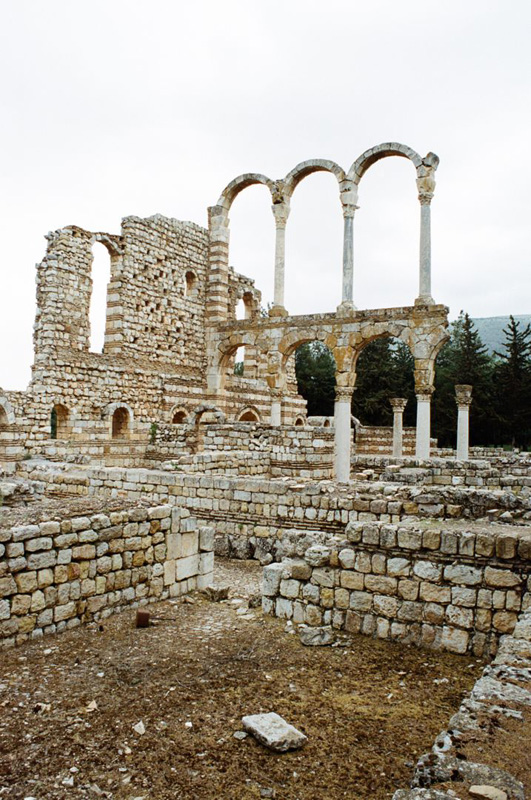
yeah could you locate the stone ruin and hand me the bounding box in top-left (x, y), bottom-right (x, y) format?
top-left (1, 143), bottom-right (530, 799)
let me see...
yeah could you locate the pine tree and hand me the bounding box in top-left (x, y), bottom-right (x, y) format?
top-left (295, 342), bottom-right (336, 416)
top-left (493, 316), bottom-right (531, 448)
top-left (352, 338), bottom-right (415, 425)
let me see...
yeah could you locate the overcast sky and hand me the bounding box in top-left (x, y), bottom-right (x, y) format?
top-left (1, 0), bottom-right (530, 390)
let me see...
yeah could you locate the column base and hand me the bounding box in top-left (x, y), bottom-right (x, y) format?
top-left (414, 295), bottom-right (435, 306)
top-left (336, 300), bottom-right (357, 317)
top-left (269, 304), bottom-right (289, 318)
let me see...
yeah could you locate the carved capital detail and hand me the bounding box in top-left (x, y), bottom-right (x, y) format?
top-left (455, 384), bottom-right (473, 406)
top-left (335, 386), bottom-right (354, 401)
top-left (272, 200), bottom-right (290, 227)
top-left (390, 397), bottom-right (408, 413)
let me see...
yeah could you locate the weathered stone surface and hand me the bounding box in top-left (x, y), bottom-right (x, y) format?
top-left (241, 712), bottom-right (307, 752)
top-left (298, 626), bottom-right (335, 646)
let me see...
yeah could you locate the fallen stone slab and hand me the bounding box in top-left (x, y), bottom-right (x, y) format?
top-left (299, 625), bottom-right (335, 647)
top-left (469, 786), bottom-right (508, 800)
top-left (241, 712), bottom-right (307, 752)
top-left (203, 585), bottom-right (229, 602)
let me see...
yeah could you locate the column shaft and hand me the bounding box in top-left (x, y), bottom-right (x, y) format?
top-left (274, 222), bottom-right (286, 307)
top-left (390, 398), bottom-right (408, 458)
top-left (270, 398), bottom-right (282, 426)
top-left (342, 214), bottom-right (354, 303)
top-left (415, 394), bottom-right (432, 459)
top-left (334, 390), bottom-right (353, 481)
top-left (419, 201), bottom-right (432, 301)
top-left (456, 405), bottom-right (469, 460)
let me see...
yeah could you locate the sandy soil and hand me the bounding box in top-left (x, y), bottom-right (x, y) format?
top-left (0, 559), bottom-right (486, 800)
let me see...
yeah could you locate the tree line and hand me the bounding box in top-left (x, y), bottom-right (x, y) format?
top-left (295, 314), bottom-right (531, 450)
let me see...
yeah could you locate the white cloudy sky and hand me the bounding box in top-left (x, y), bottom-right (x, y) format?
top-left (0, 0), bottom-right (530, 389)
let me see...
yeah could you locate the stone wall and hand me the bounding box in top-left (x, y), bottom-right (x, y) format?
top-left (262, 520), bottom-right (531, 657)
top-left (0, 503), bottom-right (214, 648)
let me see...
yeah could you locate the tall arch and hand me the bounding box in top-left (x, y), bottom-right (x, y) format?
top-left (347, 142), bottom-right (424, 184)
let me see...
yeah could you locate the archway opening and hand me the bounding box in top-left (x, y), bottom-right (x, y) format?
top-left (185, 271), bottom-right (197, 297)
top-left (354, 158), bottom-right (418, 309)
top-left (227, 184), bottom-right (275, 309)
top-left (51, 404), bottom-right (69, 440)
top-left (112, 407), bottom-right (130, 439)
top-left (238, 408), bottom-right (260, 422)
top-left (89, 242), bottom-right (112, 353)
top-left (0, 406), bottom-right (8, 430)
top-left (172, 410), bottom-right (187, 424)
top-left (352, 336), bottom-right (415, 427)
top-left (285, 172), bottom-right (343, 314)
top-left (294, 416), bottom-right (305, 426)
top-left (294, 341), bottom-right (337, 417)
top-left (233, 346), bottom-right (245, 376)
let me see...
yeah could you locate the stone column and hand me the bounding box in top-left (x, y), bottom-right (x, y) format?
top-left (415, 389), bottom-right (433, 460)
top-left (269, 200), bottom-right (290, 317)
top-left (415, 161), bottom-right (437, 306)
top-left (334, 386), bottom-right (354, 482)
top-left (338, 181), bottom-right (358, 313)
top-left (270, 389), bottom-right (283, 426)
top-left (390, 398), bottom-right (408, 458)
top-left (206, 205), bottom-right (230, 322)
top-left (455, 384), bottom-right (473, 461)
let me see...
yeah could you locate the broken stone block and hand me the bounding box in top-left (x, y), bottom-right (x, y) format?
top-left (298, 625), bottom-right (335, 646)
top-left (203, 585), bottom-right (229, 602)
top-left (469, 786), bottom-right (508, 800)
top-left (241, 712), bottom-right (307, 752)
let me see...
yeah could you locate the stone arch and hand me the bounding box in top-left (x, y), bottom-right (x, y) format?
top-left (185, 270), bottom-right (198, 297)
top-left (294, 415), bottom-right (306, 426)
top-left (352, 325), bottom-right (413, 372)
top-left (190, 404), bottom-right (226, 426)
top-left (170, 406), bottom-right (189, 424)
top-left (236, 406), bottom-right (261, 423)
top-left (0, 396), bottom-right (15, 426)
top-left (347, 142), bottom-right (426, 184)
top-left (283, 159), bottom-right (346, 197)
top-left (216, 173), bottom-right (276, 212)
top-left (50, 403), bottom-right (70, 440)
top-left (105, 402), bottom-right (134, 440)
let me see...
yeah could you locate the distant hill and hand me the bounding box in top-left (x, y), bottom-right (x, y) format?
top-left (470, 315), bottom-right (531, 354)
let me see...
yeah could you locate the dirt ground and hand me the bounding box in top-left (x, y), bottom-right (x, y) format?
top-left (0, 559), bottom-right (487, 800)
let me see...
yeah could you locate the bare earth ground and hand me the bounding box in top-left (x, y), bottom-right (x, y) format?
top-left (0, 559), bottom-right (488, 800)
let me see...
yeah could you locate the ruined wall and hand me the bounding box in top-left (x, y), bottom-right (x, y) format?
top-left (0, 503), bottom-right (214, 648)
top-left (262, 522), bottom-right (530, 657)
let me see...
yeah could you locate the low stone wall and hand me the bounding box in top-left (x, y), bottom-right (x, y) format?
top-left (0, 503), bottom-right (214, 648)
top-left (394, 602), bottom-right (531, 799)
top-left (13, 464), bottom-right (531, 560)
top-left (262, 520), bottom-right (531, 657)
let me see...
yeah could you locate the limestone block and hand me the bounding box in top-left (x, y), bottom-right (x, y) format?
top-left (262, 563), bottom-right (284, 596)
top-left (413, 560), bottom-right (441, 582)
top-left (443, 564), bottom-right (482, 586)
top-left (302, 583), bottom-right (320, 603)
top-left (338, 548), bottom-right (355, 569)
top-left (446, 604), bottom-right (474, 629)
top-left (305, 545), bottom-right (330, 567)
top-left (280, 579), bottom-right (300, 599)
top-left (241, 712), bottom-right (307, 752)
top-left (199, 551), bottom-right (214, 575)
top-left (387, 558), bottom-right (410, 577)
top-left (398, 580), bottom-right (419, 601)
top-left (373, 595), bottom-right (398, 618)
top-left (0, 599), bottom-right (11, 620)
top-left (419, 583), bottom-right (451, 603)
top-left (304, 604), bottom-right (322, 626)
top-left (311, 568), bottom-right (334, 588)
top-left (275, 597), bottom-right (293, 619)
top-left (492, 611), bottom-right (517, 633)
top-left (0, 576), bottom-right (17, 597)
top-left (441, 626), bottom-right (469, 654)
top-left (15, 572), bottom-right (37, 593)
top-left (423, 602), bottom-right (444, 624)
top-left (350, 591), bottom-right (373, 612)
top-left (175, 554), bottom-right (199, 581)
top-left (340, 570), bottom-right (364, 590)
top-left (364, 575), bottom-right (397, 595)
top-left (451, 586), bottom-right (476, 607)
top-left (199, 527), bottom-right (214, 551)
top-left (484, 567), bottom-right (521, 588)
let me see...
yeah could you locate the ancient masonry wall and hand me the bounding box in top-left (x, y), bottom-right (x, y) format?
top-left (15, 463), bottom-right (531, 558)
top-left (262, 521), bottom-right (530, 657)
top-left (0, 503), bottom-right (214, 649)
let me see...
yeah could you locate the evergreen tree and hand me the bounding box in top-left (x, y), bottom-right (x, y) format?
top-left (433, 312), bottom-right (494, 447)
top-left (295, 341), bottom-right (336, 416)
top-left (352, 338), bottom-right (415, 426)
top-left (493, 316), bottom-right (531, 448)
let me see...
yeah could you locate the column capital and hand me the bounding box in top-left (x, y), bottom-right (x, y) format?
top-left (272, 200), bottom-right (290, 227)
top-left (455, 384), bottom-right (473, 406)
top-left (335, 386), bottom-right (355, 402)
top-left (390, 397), bottom-right (408, 413)
top-left (270, 387), bottom-right (284, 400)
top-left (416, 387), bottom-right (434, 402)
top-left (340, 180), bottom-right (359, 219)
top-left (416, 164), bottom-right (436, 205)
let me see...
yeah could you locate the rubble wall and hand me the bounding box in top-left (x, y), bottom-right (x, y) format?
top-left (0, 503), bottom-right (214, 649)
top-left (262, 521), bottom-right (531, 657)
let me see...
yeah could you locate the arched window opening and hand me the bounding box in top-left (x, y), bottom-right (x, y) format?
top-left (236, 298), bottom-right (246, 320)
top-left (228, 184), bottom-right (275, 310)
top-left (234, 346), bottom-right (245, 376)
top-left (354, 159), bottom-right (418, 310)
top-left (172, 410), bottom-right (187, 424)
top-left (294, 416), bottom-right (305, 426)
top-left (185, 271), bottom-right (197, 297)
top-left (294, 341), bottom-right (337, 417)
top-left (89, 242), bottom-right (112, 354)
top-left (323, 418), bottom-right (331, 428)
top-left (238, 409), bottom-right (260, 422)
top-left (112, 407), bottom-right (130, 439)
top-left (352, 336), bottom-right (415, 427)
top-left (285, 173), bottom-right (343, 315)
top-left (51, 404), bottom-right (69, 440)
top-left (0, 406), bottom-right (8, 431)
